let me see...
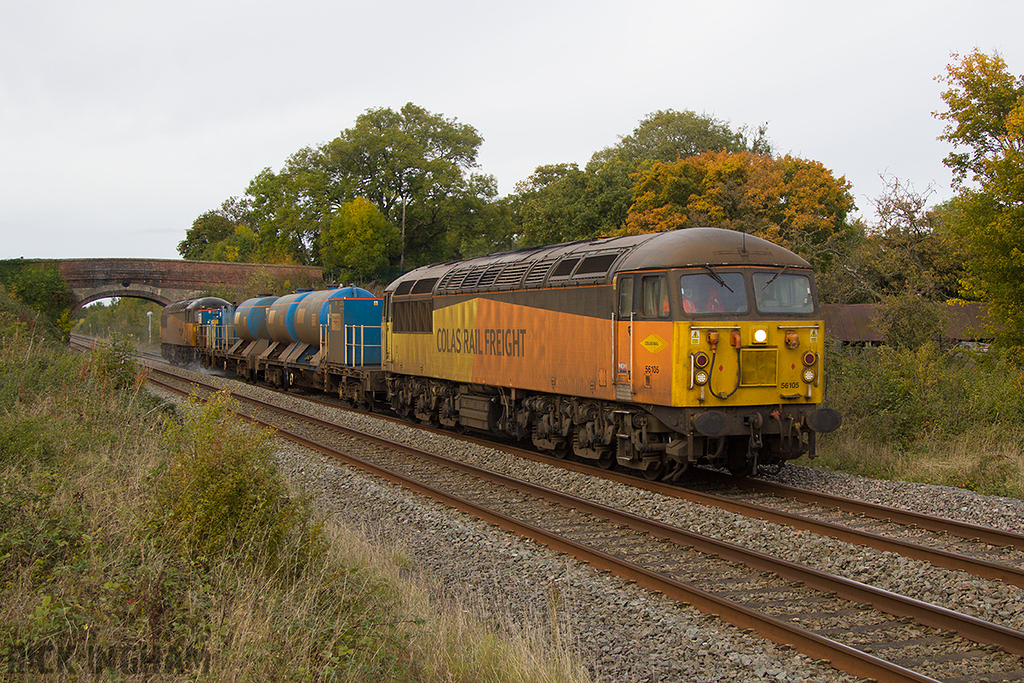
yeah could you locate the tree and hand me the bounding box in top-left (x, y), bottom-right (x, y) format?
top-left (873, 290), bottom-right (948, 350)
top-left (321, 103), bottom-right (493, 269)
top-left (178, 211), bottom-right (236, 260)
top-left (867, 177), bottom-right (962, 300)
top-left (510, 163), bottom-right (623, 246)
top-left (591, 108), bottom-right (766, 166)
top-left (320, 198), bottom-right (399, 283)
top-left (819, 177), bottom-right (962, 304)
top-left (622, 150), bottom-right (855, 271)
top-left (185, 103), bottom-right (500, 277)
top-left (242, 162), bottom-right (322, 265)
top-left (935, 50), bottom-right (1024, 347)
top-left (510, 110), bottom-right (767, 246)
top-left (202, 225), bottom-right (261, 263)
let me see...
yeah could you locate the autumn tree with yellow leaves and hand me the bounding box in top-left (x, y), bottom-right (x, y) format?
top-left (622, 150), bottom-right (857, 271)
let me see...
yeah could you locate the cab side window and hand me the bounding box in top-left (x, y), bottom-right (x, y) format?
top-left (617, 277), bottom-right (633, 319)
top-left (640, 275), bottom-right (670, 319)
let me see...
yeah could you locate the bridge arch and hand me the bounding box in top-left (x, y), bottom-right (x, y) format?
top-left (71, 287), bottom-right (176, 313)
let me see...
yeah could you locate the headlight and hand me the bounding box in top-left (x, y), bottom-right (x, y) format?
top-left (694, 370), bottom-right (709, 385)
top-left (753, 328), bottom-right (768, 344)
top-left (802, 368), bottom-right (816, 384)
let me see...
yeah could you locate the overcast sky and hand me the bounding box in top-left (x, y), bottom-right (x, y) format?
top-left (2, 0), bottom-right (1021, 261)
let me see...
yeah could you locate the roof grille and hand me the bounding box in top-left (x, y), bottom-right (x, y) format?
top-left (476, 264), bottom-right (504, 289)
top-left (410, 278), bottom-right (438, 295)
top-left (523, 258), bottom-right (557, 288)
top-left (494, 262), bottom-right (531, 290)
top-left (458, 264), bottom-right (490, 290)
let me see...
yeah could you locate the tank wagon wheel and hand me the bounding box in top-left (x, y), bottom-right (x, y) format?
top-left (336, 386), bottom-right (353, 408)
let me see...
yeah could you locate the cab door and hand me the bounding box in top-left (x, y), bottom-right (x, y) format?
top-left (614, 275), bottom-right (634, 401)
top-left (630, 273), bottom-right (674, 405)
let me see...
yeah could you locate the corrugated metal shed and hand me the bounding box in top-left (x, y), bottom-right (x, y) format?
top-left (822, 303), bottom-right (990, 343)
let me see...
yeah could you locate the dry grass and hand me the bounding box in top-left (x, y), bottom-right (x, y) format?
top-left (315, 522), bottom-right (591, 683)
top-left (814, 423), bottom-right (1024, 498)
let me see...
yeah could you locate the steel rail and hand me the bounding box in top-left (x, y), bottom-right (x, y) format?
top-left (431, 432), bottom-right (1024, 589)
top-left (697, 468), bottom-right (1024, 551)
top-left (526, 453), bottom-right (1024, 589)
top-left (147, 370), bottom-right (1024, 674)
top-left (245, 377), bottom-right (1024, 567)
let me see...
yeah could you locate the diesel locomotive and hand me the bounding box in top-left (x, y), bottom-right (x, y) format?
top-left (161, 227), bottom-right (840, 479)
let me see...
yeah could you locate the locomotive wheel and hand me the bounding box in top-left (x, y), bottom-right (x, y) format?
top-left (641, 464), bottom-right (664, 481)
top-left (596, 451), bottom-right (615, 470)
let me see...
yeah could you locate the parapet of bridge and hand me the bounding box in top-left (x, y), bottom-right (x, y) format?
top-left (57, 258), bottom-right (323, 311)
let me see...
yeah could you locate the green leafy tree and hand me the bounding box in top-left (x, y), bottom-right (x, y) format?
top-left (321, 103), bottom-right (493, 269)
top-left (200, 226), bottom-right (261, 263)
top-left (242, 158), bottom-right (325, 265)
top-left (511, 163), bottom-right (605, 246)
top-left (591, 108), bottom-right (766, 166)
top-left (320, 198), bottom-right (399, 282)
top-left (185, 103), bottom-right (498, 276)
top-left (872, 290), bottom-right (948, 350)
top-left (177, 211), bottom-right (236, 260)
top-left (935, 50), bottom-right (1024, 347)
top-left (0, 261), bottom-right (75, 334)
top-left (177, 201), bottom-right (286, 264)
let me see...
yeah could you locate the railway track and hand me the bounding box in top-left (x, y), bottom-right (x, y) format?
top-left (202, 368), bottom-right (1024, 593)
top-left (71, 337), bottom-right (1024, 584)
top-left (142, 361), bottom-right (1024, 682)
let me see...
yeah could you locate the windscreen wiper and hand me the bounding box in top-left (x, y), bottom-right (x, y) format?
top-left (761, 264), bottom-right (790, 289)
top-left (702, 264), bottom-right (734, 292)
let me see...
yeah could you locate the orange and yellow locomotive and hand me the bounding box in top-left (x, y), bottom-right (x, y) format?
top-left (386, 227), bottom-right (840, 478)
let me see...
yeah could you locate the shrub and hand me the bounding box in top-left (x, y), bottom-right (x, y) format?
top-left (81, 335), bottom-right (141, 392)
top-left (826, 343), bottom-right (1024, 447)
top-left (152, 391), bottom-right (325, 576)
top-left (0, 263), bottom-right (75, 336)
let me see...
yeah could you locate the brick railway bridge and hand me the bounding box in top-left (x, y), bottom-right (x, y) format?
top-left (56, 259), bottom-right (323, 311)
